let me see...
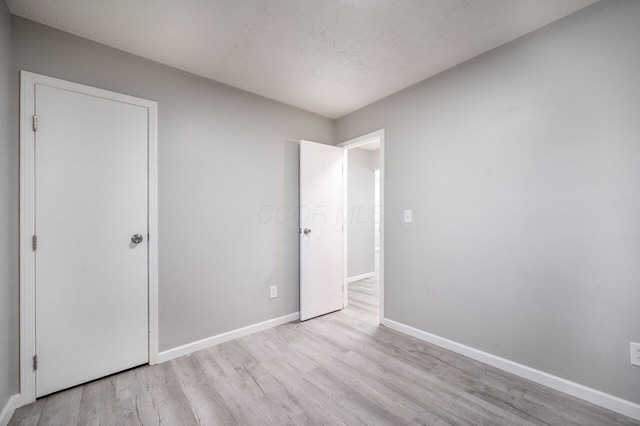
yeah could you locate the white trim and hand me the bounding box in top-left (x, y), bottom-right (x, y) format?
top-left (339, 129), bottom-right (385, 323)
top-left (147, 98), bottom-right (159, 365)
top-left (19, 71), bottom-right (159, 405)
top-left (0, 394), bottom-right (20, 426)
top-left (347, 271), bottom-right (376, 283)
top-left (382, 318), bottom-right (640, 421)
top-left (342, 149), bottom-right (349, 307)
top-left (337, 132), bottom-right (382, 148)
top-left (157, 312), bottom-right (300, 363)
top-left (19, 71), bottom-right (37, 407)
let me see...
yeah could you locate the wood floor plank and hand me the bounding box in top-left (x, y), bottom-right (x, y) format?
top-left (10, 268), bottom-right (639, 425)
top-left (34, 386), bottom-right (82, 426)
top-left (6, 398), bottom-right (45, 426)
top-left (75, 375), bottom-right (117, 426)
top-left (171, 354), bottom-right (238, 425)
top-left (111, 367), bottom-right (158, 426)
top-left (146, 361), bottom-right (199, 425)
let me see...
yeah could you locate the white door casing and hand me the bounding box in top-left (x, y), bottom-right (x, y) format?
top-left (299, 140), bottom-right (344, 321)
top-left (19, 71), bottom-right (159, 404)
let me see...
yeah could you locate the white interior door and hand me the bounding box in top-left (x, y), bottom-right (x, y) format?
top-left (35, 83), bottom-right (149, 397)
top-left (300, 140), bottom-right (344, 321)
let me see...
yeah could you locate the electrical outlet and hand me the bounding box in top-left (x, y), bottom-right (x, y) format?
top-left (403, 209), bottom-right (412, 224)
top-left (631, 342), bottom-right (640, 367)
top-left (270, 285), bottom-right (277, 299)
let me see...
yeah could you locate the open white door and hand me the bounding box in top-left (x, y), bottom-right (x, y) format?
top-left (300, 140), bottom-right (344, 321)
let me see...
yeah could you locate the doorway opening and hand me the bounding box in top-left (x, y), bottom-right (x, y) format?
top-left (339, 129), bottom-right (384, 324)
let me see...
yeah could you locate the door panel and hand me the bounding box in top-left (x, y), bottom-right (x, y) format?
top-left (300, 140), bottom-right (344, 321)
top-left (35, 84), bottom-right (149, 397)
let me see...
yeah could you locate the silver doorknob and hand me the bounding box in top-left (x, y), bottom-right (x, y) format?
top-left (303, 228), bottom-right (311, 236)
top-left (131, 234), bottom-right (144, 244)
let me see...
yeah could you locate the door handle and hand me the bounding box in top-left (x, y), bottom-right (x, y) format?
top-left (303, 228), bottom-right (311, 236)
top-left (131, 234), bottom-right (144, 244)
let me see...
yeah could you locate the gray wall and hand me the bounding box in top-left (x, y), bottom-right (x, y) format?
top-left (1, 0), bottom-right (17, 408)
top-left (336, 0), bottom-right (640, 404)
top-left (10, 17), bottom-right (334, 357)
top-left (347, 148), bottom-right (375, 278)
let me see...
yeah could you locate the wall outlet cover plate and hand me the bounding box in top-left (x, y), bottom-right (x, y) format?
top-left (403, 210), bottom-right (412, 223)
top-left (631, 342), bottom-right (640, 367)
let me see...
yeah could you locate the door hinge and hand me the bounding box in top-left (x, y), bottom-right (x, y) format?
top-left (32, 235), bottom-right (38, 251)
top-left (32, 115), bottom-right (38, 132)
top-left (33, 354), bottom-right (37, 371)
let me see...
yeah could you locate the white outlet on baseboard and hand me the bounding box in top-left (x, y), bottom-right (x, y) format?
top-left (270, 285), bottom-right (277, 299)
top-left (631, 342), bottom-right (640, 367)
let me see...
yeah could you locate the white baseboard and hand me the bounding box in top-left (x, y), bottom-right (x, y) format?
top-left (157, 312), bottom-right (300, 363)
top-left (0, 394), bottom-right (20, 426)
top-left (382, 318), bottom-right (640, 421)
top-left (347, 271), bottom-right (376, 283)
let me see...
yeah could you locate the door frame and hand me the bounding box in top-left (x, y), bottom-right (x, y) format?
top-left (18, 71), bottom-right (159, 406)
top-left (337, 129), bottom-right (385, 324)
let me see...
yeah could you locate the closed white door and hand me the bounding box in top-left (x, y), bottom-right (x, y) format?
top-left (35, 83), bottom-right (149, 397)
top-left (299, 140), bottom-right (344, 321)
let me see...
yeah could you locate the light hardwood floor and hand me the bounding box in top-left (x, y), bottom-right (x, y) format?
top-left (10, 273), bottom-right (639, 425)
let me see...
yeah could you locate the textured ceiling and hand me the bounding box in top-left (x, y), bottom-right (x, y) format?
top-left (7, 0), bottom-right (597, 118)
